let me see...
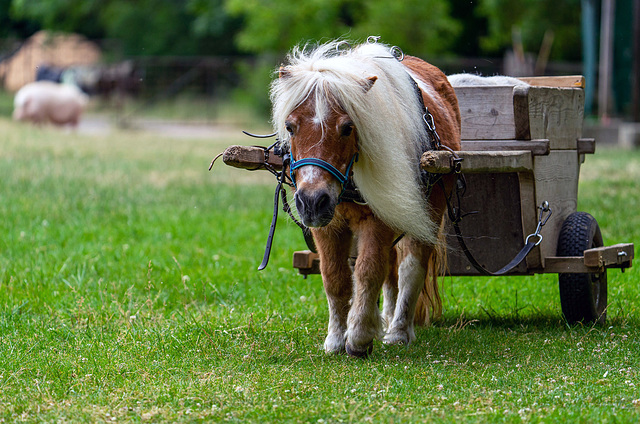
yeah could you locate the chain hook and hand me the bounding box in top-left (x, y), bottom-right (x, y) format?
top-left (525, 202), bottom-right (553, 246)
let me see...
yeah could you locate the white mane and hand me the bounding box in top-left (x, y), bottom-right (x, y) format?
top-left (271, 41), bottom-right (440, 244)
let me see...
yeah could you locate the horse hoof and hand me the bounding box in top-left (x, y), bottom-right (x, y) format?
top-left (383, 331), bottom-right (410, 346)
top-left (345, 342), bottom-right (373, 358)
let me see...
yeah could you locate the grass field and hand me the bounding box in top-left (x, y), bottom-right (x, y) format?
top-left (1, 117), bottom-right (639, 422)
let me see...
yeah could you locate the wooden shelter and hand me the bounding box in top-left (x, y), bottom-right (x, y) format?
top-left (0, 31), bottom-right (102, 92)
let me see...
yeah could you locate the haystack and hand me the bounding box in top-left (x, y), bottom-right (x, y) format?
top-left (0, 31), bottom-right (102, 92)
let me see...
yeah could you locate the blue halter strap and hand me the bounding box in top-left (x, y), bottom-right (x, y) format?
top-left (289, 152), bottom-right (359, 199)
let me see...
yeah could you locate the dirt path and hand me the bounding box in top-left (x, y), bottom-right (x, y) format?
top-left (78, 114), bottom-right (249, 140)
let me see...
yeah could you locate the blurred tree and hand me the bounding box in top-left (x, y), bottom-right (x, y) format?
top-left (449, 0), bottom-right (489, 57)
top-left (10, 0), bottom-right (104, 39)
top-left (476, 0), bottom-right (582, 61)
top-left (0, 0), bottom-right (39, 38)
top-left (9, 0), bottom-right (242, 56)
top-left (354, 0), bottom-right (461, 57)
top-left (224, 0), bottom-right (461, 56)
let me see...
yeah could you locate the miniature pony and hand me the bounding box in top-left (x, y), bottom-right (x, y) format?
top-left (271, 40), bottom-right (461, 357)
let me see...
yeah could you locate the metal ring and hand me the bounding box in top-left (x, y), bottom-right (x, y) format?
top-left (525, 233), bottom-right (543, 246)
top-left (390, 46), bottom-right (404, 61)
top-left (367, 35), bottom-right (381, 44)
top-left (335, 40), bottom-right (351, 54)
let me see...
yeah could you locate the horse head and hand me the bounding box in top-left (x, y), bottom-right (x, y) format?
top-left (282, 74), bottom-right (377, 228)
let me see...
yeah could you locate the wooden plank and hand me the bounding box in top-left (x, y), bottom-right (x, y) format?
top-left (293, 250), bottom-right (319, 269)
top-left (519, 172), bottom-right (542, 269)
top-left (222, 141), bottom-right (550, 174)
top-left (533, 150), bottom-right (580, 266)
top-left (513, 86), bottom-right (531, 140)
top-left (543, 256), bottom-right (602, 273)
top-left (293, 250), bottom-right (321, 276)
top-left (461, 139), bottom-right (550, 156)
top-left (518, 75), bottom-right (586, 88)
top-left (455, 86), bottom-right (517, 140)
top-left (222, 145), bottom-right (283, 171)
top-left (577, 138), bottom-right (596, 155)
top-left (421, 150), bottom-right (533, 174)
top-left (583, 243), bottom-right (634, 267)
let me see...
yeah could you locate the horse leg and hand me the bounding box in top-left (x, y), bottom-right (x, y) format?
top-left (383, 238), bottom-right (429, 345)
top-left (382, 246), bottom-right (398, 331)
top-left (384, 176), bottom-right (451, 345)
top-left (345, 219), bottom-right (394, 357)
top-left (313, 226), bottom-right (353, 354)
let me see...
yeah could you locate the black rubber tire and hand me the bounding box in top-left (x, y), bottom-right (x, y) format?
top-left (556, 212), bottom-right (607, 324)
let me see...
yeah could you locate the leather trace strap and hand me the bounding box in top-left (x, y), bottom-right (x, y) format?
top-left (450, 188), bottom-right (552, 276)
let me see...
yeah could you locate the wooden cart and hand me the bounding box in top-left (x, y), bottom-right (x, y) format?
top-left (222, 76), bottom-right (634, 324)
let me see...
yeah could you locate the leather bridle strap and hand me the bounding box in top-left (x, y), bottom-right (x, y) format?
top-left (289, 152), bottom-right (359, 200)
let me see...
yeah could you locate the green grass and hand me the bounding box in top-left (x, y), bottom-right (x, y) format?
top-left (1, 118), bottom-right (639, 422)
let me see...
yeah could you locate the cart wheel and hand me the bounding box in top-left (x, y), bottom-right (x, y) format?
top-left (556, 212), bottom-right (607, 324)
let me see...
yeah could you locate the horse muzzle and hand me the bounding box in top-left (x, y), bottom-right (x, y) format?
top-left (294, 187), bottom-right (337, 228)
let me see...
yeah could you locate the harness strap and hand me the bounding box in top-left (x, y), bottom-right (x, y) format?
top-left (453, 221), bottom-right (538, 276)
top-left (441, 175), bottom-right (552, 276)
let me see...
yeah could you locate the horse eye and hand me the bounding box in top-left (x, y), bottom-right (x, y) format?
top-left (341, 123), bottom-right (354, 137)
top-left (285, 122), bottom-right (294, 135)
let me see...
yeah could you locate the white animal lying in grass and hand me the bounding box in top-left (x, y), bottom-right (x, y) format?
top-left (13, 81), bottom-right (89, 127)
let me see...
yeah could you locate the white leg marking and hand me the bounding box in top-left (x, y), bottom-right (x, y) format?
top-left (324, 298), bottom-right (347, 353)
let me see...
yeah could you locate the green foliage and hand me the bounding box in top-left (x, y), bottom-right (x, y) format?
top-left (224, 0), bottom-right (351, 54)
top-left (100, 0), bottom-right (193, 56)
top-left (477, 0), bottom-right (582, 60)
top-left (0, 0), bottom-right (37, 38)
top-left (4, 0), bottom-right (584, 61)
top-left (354, 0), bottom-right (461, 58)
top-left (10, 0), bottom-right (104, 38)
top-left (8, 0), bottom-right (241, 56)
top-left (224, 0), bottom-right (461, 56)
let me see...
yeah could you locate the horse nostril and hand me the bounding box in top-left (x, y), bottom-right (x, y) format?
top-left (294, 192), bottom-right (306, 215)
top-left (294, 189), bottom-right (335, 227)
top-left (315, 192), bottom-right (331, 215)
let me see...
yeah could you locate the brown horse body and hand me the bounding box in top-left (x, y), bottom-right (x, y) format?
top-left (272, 41), bottom-right (460, 357)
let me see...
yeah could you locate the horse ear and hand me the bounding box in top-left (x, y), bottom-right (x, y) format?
top-left (363, 76), bottom-right (377, 92)
top-left (279, 67), bottom-right (291, 79)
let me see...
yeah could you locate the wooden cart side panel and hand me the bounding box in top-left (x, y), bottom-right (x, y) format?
top-left (455, 86), bottom-right (517, 140)
top-left (521, 87), bottom-right (585, 150)
top-left (445, 172), bottom-right (531, 275)
top-left (533, 150), bottom-right (581, 267)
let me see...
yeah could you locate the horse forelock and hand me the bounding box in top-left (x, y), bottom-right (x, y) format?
top-left (270, 40), bottom-right (440, 244)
